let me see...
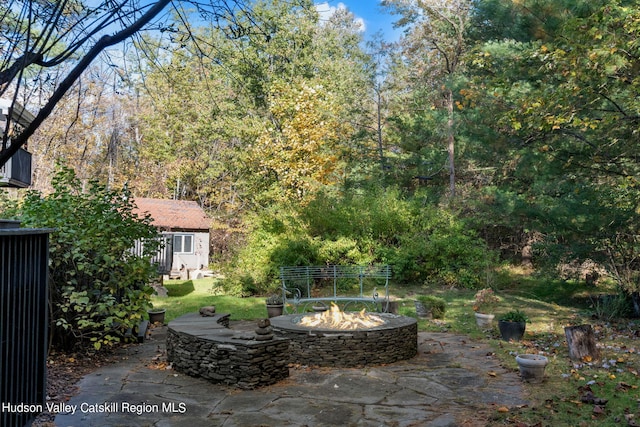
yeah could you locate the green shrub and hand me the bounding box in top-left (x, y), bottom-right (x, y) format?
top-left (302, 187), bottom-right (415, 245)
top-left (6, 166), bottom-right (160, 351)
top-left (223, 186), bottom-right (497, 292)
top-left (224, 210), bottom-right (319, 295)
top-left (378, 207), bottom-right (496, 288)
top-left (499, 309), bottom-right (529, 323)
top-left (591, 293), bottom-right (633, 321)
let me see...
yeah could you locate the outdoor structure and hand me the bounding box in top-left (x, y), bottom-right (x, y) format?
top-left (0, 98), bottom-right (34, 188)
top-left (167, 307), bottom-right (417, 390)
top-left (0, 221), bottom-right (51, 427)
top-left (279, 265), bottom-right (391, 313)
top-left (166, 314), bottom-right (290, 389)
top-left (134, 198), bottom-right (210, 278)
top-left (270, 311), bottom-right (417, 367)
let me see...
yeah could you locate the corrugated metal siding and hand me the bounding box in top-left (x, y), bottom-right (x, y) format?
top-left (0, 227), bottom-right (50, 427)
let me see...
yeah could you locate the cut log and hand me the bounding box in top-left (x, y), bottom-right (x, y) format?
top-left (564, 324), bottom-right (600, 361)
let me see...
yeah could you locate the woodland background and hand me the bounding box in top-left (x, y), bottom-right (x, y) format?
top-left (3, 0), bottom-right (640, 301)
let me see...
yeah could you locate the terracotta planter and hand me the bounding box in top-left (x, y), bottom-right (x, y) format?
top-left (498, 320), bottom-right (526, 341)
top-left (474, 312), bottom-right (494, 328)
top-left (516, 354), bottom-right (548, 383)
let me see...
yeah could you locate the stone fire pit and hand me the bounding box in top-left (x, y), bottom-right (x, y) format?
top-left (167, 309), bottom-right (418, 389)
top-left (166, 313), bottom-right (289, 389)
top-left (269, 312), bottom-right (417, 367)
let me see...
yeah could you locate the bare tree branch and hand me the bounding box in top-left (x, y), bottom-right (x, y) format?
top-left (0, 0), bottom-right (173, 167)
top-left (0, 0), bottom-right (260, 169)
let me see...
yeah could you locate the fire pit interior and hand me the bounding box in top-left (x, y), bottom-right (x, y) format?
top-left (270, 304), bottom-right (417, 368)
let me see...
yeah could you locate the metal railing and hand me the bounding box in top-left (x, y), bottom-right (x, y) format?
top-left (131, 234), bottom-right (173, 275)
top-left (0, 222), bottom-right (50, 427)
top-left (279, 265), bottom-right (391, 313)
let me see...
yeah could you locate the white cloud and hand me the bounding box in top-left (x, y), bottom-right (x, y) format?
top-left (315, 2), bottom-right (366, 32)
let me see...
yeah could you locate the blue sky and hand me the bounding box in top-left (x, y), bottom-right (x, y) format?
top-left (314, 1), bottom-right (402, 42)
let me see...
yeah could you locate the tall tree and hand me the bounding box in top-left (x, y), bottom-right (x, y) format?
top-left (364, 33), bottom-right (397, 180)
top-left (251, 77), bottom-right (352, 202)
top-left (133, 24), bottom-right (259, 212)
top-left (0, 0), bottom-right (256, 168)
top-left (27, 63), bottom-right (140, 191)
top-left (133, 0), bottom-right (372, 210)
top-left (466, 0), bottom-right (640, 291)
top-left (383, 0), bottom-right (473, 197)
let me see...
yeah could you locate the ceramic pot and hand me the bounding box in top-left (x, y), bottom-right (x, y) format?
top-left (148, 309), bottom-right (166, 324)
top-left (515, 354), bottom-right (548, 383)
top-left (474, 312), bottom-right (495, 328)
top-left (266, 304), bottom-right (284, 318)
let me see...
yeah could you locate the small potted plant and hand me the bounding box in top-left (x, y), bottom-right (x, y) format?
top-left (147, 307), bottom-right (166, 325)
top-left (415, 295), bottom-right (446, 319)
top-left (265, 294), bottom-right (284, 318)
top-left (498, 309), bottom-right (529, 341)
top-left (472, 288), bottom-right (500, 328)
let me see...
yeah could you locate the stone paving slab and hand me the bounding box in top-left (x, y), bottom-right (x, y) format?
top-left (52, 323), bottom-right (529, 427)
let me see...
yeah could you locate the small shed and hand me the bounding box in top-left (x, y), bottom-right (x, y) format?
top-left (134, 198), bottom-right (210, 278)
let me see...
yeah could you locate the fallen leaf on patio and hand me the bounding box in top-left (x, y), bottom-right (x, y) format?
top-left (148, 361), bottom-right (169, 370)
top-left (488, 371), bottom-right (497, 377)
top-left (497, 406), bottom-right (509, 413)
top-left (592, 405), bottom-right (605, 415)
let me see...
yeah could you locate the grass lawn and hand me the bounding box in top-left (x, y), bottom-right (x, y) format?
top-left (151, 269), bottom-right (640, 427)
top-left (150, 278), bottom-right (267, 321)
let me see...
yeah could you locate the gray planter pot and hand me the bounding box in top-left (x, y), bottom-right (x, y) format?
top-left (474, 312), bottom-right (494, 328)
top-left (515, 354), bottom-right (548, 383)
top-left (266, 304), bottom-right (284, 318)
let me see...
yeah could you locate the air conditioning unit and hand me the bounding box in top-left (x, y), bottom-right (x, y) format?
top-left (0, 99), bottom-right (34, 188)
top-left (0, 147), bottom-right (32, 187)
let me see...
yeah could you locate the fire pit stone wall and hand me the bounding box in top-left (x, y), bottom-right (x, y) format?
top-left (269, 313), bottom-right (418, 367)
top-left (166, 313), bottom-right (289, 389)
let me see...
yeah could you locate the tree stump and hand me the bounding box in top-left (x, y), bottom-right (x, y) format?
top-left (564, 325), bottom-right (600, 361)
top-left (383, 300), bottom-right (399, 314)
